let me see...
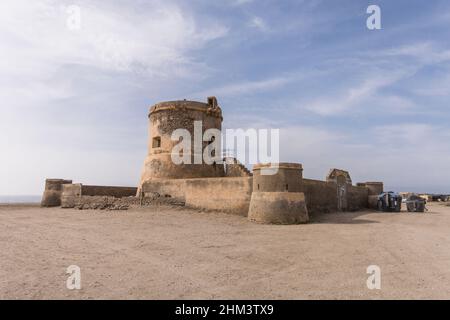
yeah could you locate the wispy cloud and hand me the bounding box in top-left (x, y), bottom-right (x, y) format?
top-left (2, 0), bottom-right (450, 195)
top-left (279, 123), bottom-right (450, 192)
top-left (304, 70), bottom-right (410, 116)
top-left (248, 16), bottom-right (268, 32)
top-left (0, 0), bottom-right (229, 194)
top-left (194, 75), bottom-right (297, 97)
top-left (0, 0), bottom-right (228, 77)
top-left (381, 42), bottom-right (450, 65)
top-left (232, 0), bottom-right (254, 6)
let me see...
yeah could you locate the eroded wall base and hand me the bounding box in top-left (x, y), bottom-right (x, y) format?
top-left (142, 177), bottom-right (252, 216)
top-left (248, 192), bottom-right (309, 224)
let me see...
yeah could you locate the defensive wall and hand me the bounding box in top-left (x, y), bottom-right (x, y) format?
top-left (140, 167), bottom-right (378, 219)
top-left (41, 179), bottom-right (137, 208)
top-left (41, 97), bottom-right (384, 224)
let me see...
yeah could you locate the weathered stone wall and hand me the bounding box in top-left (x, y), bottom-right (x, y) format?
top-left (303, 179), bottom-right (338, 215)
top-left (358, 182), bottom-right (384, 209)
top-left (60, 184), bottom-right (137, 208)
top-left (141, 179), bottom-right (187, 201)
top-left (368, 195), bottom-right (379, 209)
top-left (41, 179), bottom-right (72, 207)
top-left (364, 182), bottom-right (384, 196)
top-left (248, 192), bottom-right (308, 224)
top-left (141, 177), bottom-right (253, 215)
top-left (81, 185), bottom-right (137, 198)
top-left (184, 177), bottom-right (253, 216)
top-left (252, 163), bottom-right (303, 192)
top-left (61, 184), bottom-right (82, 208)
top-left (347, 185), bottom-right (369, 211)
top-left (141, 175), bottom-right (373, 217)
top-left (248, 163), bottom-right (308, 224)
top-left (303, 179), bottom-right (370, 215)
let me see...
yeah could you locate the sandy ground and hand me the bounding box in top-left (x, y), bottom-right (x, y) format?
top-left (1, 202), bottom-right (450, 300)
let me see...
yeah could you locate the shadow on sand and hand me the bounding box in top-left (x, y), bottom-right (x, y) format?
top-left (309, 210), bottom-right (380, 225)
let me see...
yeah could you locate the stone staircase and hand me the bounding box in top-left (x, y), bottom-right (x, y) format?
top-left (223, 157), bottom-right (252, 177)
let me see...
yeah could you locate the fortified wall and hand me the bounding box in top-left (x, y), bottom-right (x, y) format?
top-left (138, 97), bottom-right (383, 223)
top-left (141, 164), bottom-right (375, 219)
top-left (41, 180), bottom-right (137, 208)
top-left (42, 97), bottom-right (384, 224)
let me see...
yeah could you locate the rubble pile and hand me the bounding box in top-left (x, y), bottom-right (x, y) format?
top-left (74, 193), bottom-right (184, 211)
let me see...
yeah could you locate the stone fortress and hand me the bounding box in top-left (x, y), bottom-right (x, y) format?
top-left (41, 97), bottom-right (384, 224)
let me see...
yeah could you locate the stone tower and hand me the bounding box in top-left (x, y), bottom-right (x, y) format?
top-left (139, 97), bottom-right (224, 189)
top-left (248, 163), bottom-right (309, 224)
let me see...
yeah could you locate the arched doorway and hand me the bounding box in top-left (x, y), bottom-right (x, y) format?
top-left (326, 168), bottom-right (352, 212)
top-left (336, 175), bottom-right (348, 211)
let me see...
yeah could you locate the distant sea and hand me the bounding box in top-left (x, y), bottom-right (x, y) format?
top-left (0, 195), bottom-right (41, 204)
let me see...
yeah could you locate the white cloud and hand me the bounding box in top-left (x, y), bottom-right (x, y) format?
top-left (232, 0), bottom-right (254, 6)
top-left (373, 124), bottom-right (450, 148)
top-left (195, 75), bottom-right (296, 97)
top-left (277, 124), bottom-right (450, 192)
top-left (381, 42), bottom-right (450, 65)
top-left (248, 16), bottom-right (268, 32)
top-left (0, 0), bottom-right (228, 78)
top-left (0, 0), bottom-right (229, 195)
top-left (278, 125), bottom-right (380, 181)
top-left (299, 42), bottom-right (450, 117)
top-left (2, 1), bottom-right (450, 196)
top-left (305, 71), bottom-right (409, 116)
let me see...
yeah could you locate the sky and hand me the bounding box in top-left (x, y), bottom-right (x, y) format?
top-left (1, 0), bottom-right (450, 195)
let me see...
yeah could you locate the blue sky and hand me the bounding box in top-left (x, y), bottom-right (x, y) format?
top-left (1, 0), bottom-right (450, 195)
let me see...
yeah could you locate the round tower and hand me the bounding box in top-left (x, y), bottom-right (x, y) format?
top-left (139, 97), bottom-right (224, 188)
top-left (252, 163), bottom-right (303, 192)
top-left (248, 163), bottom-right (309, 224)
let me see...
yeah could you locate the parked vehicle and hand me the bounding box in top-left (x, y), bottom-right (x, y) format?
top-left (377, 192), bottom-right (402, 212)
top-left (432, 194), bottom-right (450, 202)
top-left (406, 194), bottom-right (426, 213)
